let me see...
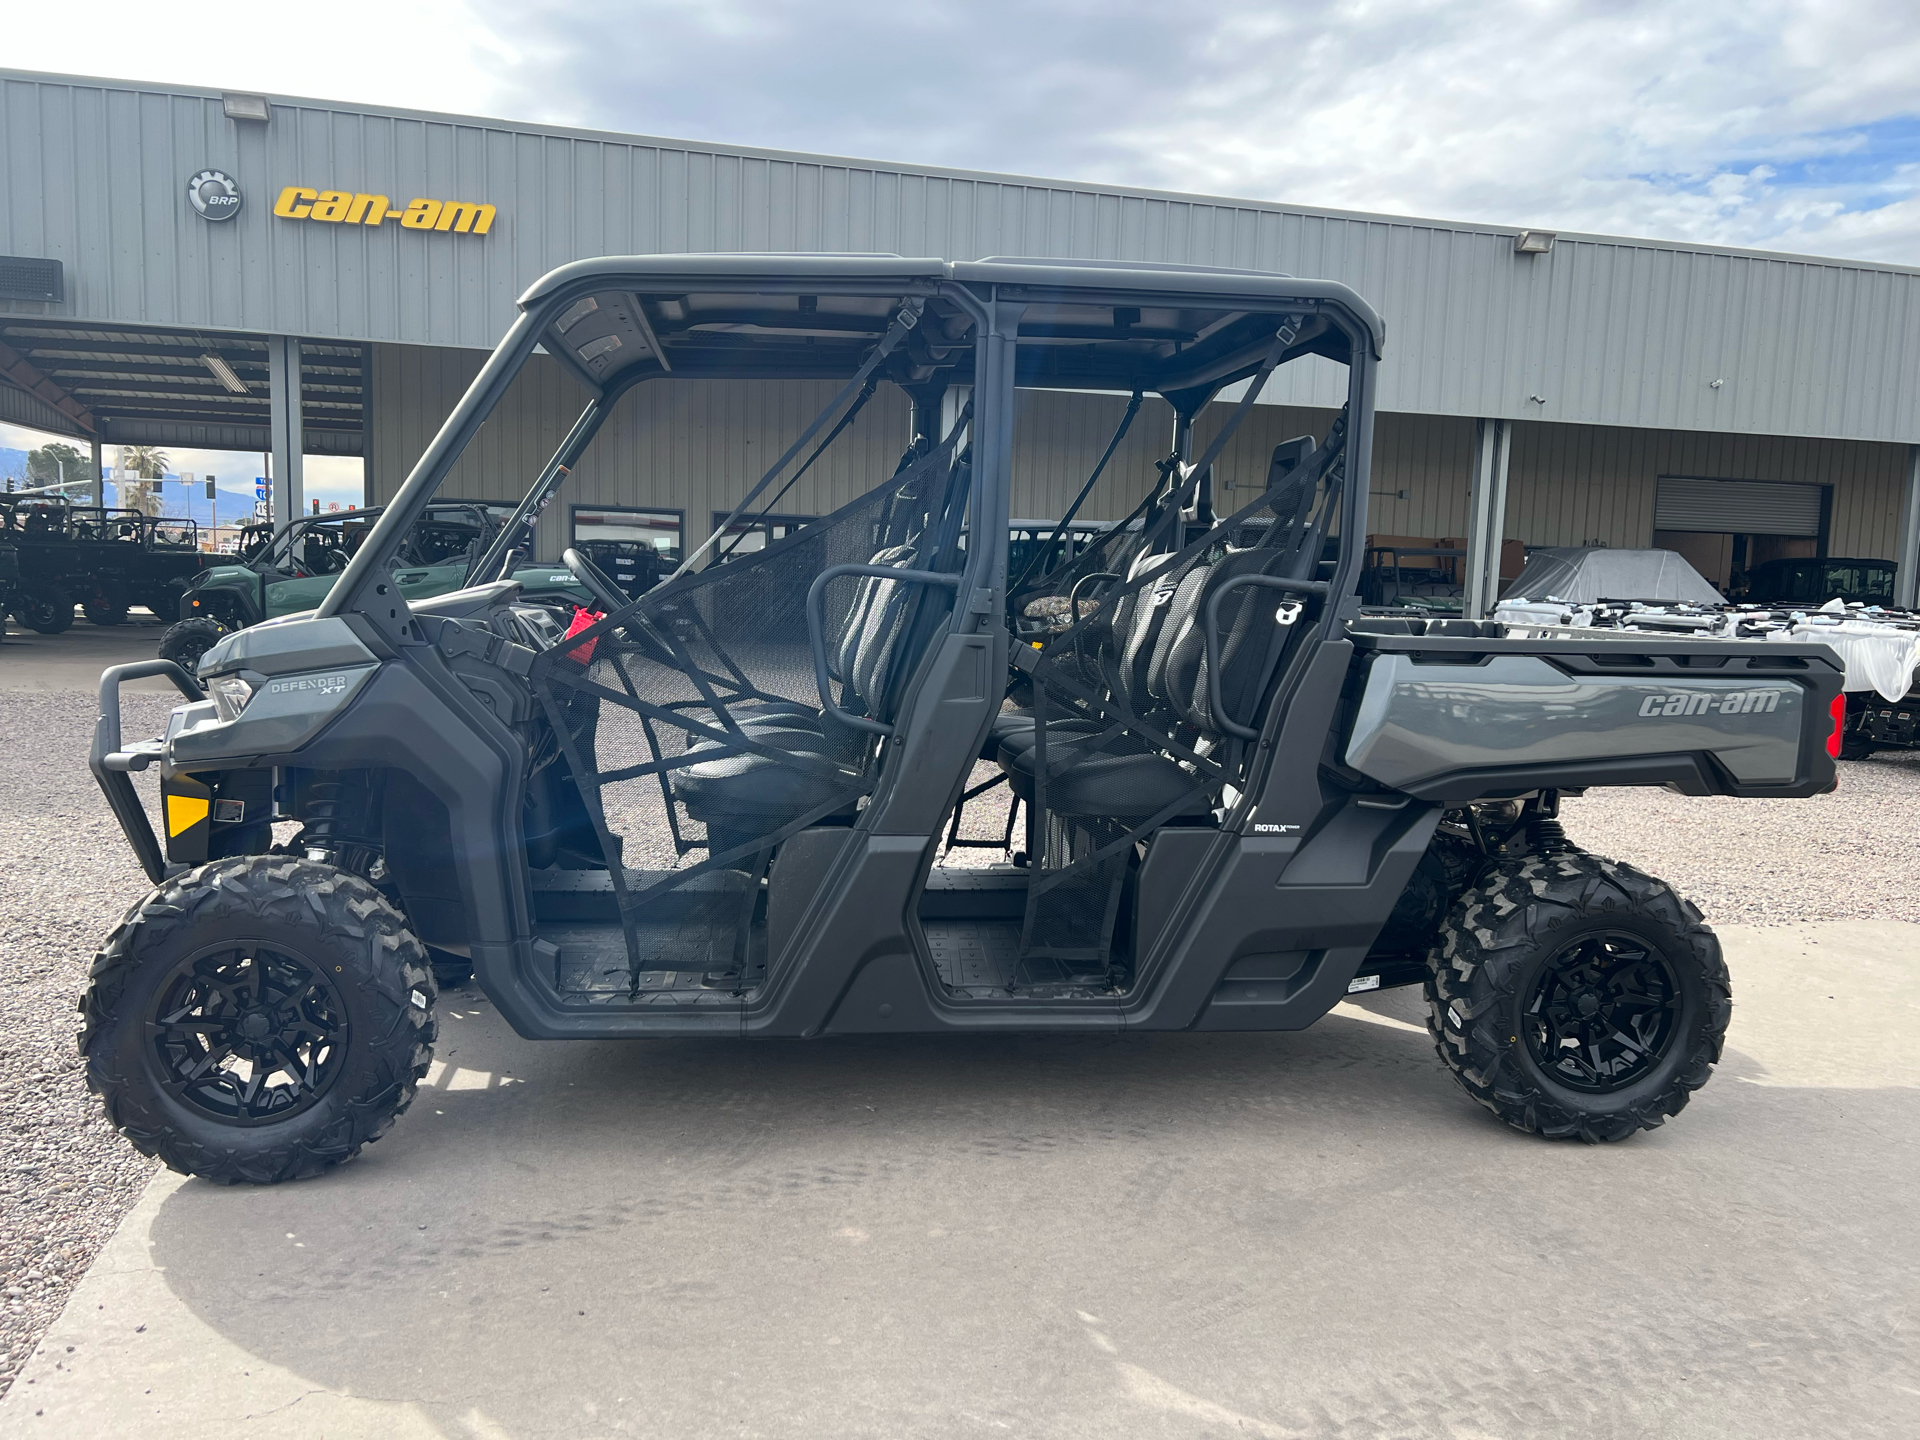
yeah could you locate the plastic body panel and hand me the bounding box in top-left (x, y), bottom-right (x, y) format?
top-left (1347, 652), bottom-right (1803, 789)
top-left (1340, 630), bottom-right (1844, 801)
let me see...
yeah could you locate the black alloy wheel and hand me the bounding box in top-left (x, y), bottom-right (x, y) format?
top-left (1425, 851), bottom-right (1729, 1142)
top-left (157, 616), bottom-right (228, 670)
top-left (148, 945), bottom-right (350, 1126)
top-left (1522, 931), bottom-right (1681, 1094)
top-left (81, 857), bottom-right (436, 1184)
top-left (19, 589), bottom-right (74, 634)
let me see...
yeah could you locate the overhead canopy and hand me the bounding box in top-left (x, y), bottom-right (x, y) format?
top-left (0, 319), bottom-right (364, 454)
top-left (522, 254), bottom-right (1381, 400)
top-left (1501, 547), bottom-right (1725, 605)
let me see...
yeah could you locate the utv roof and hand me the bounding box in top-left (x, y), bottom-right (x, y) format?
top-left (517, 253), bottom-right (1384, 398)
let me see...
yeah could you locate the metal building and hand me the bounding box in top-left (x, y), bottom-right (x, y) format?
top-left (3, 67), bottom-right (1918, 606)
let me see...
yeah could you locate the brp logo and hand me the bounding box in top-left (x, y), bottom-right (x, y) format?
top-left (187, 169), bottom-right (244, 222)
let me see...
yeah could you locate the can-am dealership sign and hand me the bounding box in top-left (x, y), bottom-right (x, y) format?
top-left (272, 186), bottom-right (496, 234)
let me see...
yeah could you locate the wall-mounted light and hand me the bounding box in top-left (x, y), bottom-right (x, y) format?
top-left (201, 352), bottom-right (249, 393)
top-left (221, 93), bottom-right (271, 123)
top-left (1514, 230), bottom-right (1556, 254)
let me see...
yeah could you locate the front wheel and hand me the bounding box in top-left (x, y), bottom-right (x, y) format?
top-left (158, 616), bottom-right (229, 671)
top-left (84, 597), bottom-right (129, 626)
top-left (18, 587), bottom-right (74, 634)
top-left (80, 858), bottom-right (437, 1184)
top-left (1424, 851), bottom-right (1729, 1142)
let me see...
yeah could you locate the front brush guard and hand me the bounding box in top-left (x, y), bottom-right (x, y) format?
top-left (90, 660), bottom-right (205, 884)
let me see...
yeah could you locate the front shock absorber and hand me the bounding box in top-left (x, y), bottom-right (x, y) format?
top-left (293, 772), bottom-right (382, 877)
top-left (302, 777), bottom-right (348, 862)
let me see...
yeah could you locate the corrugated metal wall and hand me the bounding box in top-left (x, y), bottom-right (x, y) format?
top-left (1503, 422), bottom-right (1911, 556)
top-left (370, 343), bottom-right (1909, 562)
top-left (5, 69), bottom-right (1917, 443)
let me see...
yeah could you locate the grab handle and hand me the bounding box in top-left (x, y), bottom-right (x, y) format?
top-left (1202, 573), bottom-right (1329, 741)
top-left (806, 564), bottom-right (961, 737)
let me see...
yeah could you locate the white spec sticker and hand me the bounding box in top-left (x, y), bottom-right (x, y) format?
top-left (1347, 974), bottom-right (1382, 994)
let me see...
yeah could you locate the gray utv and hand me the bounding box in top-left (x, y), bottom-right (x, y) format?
top-left (82, 256), bottom-right (1845, 1184)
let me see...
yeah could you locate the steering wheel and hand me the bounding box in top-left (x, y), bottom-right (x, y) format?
top-left (562, 548), bottom-right (630, 614)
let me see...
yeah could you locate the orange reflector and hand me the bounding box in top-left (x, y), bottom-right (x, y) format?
top-left (166, 793), bottom-right (210, 837)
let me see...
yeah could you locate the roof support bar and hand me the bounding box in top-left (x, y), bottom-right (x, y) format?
top-left (267, 335), bottom-right (305, 525)
top-left (1462, 417), bottom-right (1512, 620)
top-left (1897, 443), bottom-right (1920, 610)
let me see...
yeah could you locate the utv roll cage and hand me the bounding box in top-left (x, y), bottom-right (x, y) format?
top-left (280, 255), bottom-right (1382, 1037)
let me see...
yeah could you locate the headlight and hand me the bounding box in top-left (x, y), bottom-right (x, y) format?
top-left (209, 674), bottom-right (256, 722)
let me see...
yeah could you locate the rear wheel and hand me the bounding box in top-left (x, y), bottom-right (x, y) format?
top-left (18, 587), bottom-right (74, 634)
top-left (84, 597), bottom-right (129, 626)
top-left (1424, 851), bottom-right (1728, 1142)
top-left (158, 616), bottom-right (229, 671)
top-left (1838, 733), bottom-right (1878, 761)
top-left (141, 593), bottom-right (181, 622)
top-left (79, 857), bottom-right (436, 1185)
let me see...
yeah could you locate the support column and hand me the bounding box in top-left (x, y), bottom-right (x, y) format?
top-left (88, 437), bottom-right (103, 507)
top-left (1896, 443), bottom-right (1920, 610)
top-left (267, 335), bottom-right (304, 525)
top-left (1462, 418), bottom-right (1512, 619)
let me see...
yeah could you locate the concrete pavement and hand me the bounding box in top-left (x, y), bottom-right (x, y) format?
top-left (1, 617), bottom-right (182, 692)
top-left (4, 921), bottom-right (1916, 1438)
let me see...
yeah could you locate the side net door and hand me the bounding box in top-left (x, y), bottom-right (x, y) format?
top-left (976, 407), bottom-right (1350, 990)
top-left (525, 422), bottom-right (973, 1002)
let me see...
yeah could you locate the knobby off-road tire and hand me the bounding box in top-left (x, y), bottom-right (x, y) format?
top-left (1837, 733), bottom-right (1879, 762)
top-left (157, 616), bottom-right (228, 671)
top-left (84, 597), bottom-right (129, 626)
top-left (79, 857), bottom-right (437, 1185)
top-left (18, 587), bottom-right (74, 634)
top-left (1424, 851), bottom-right (1729, 1143)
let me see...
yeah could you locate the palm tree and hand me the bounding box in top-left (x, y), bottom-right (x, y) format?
top-left (119, 446), bottom-right (170, 515)
top-left (122, 446), bottom-right (170, 479)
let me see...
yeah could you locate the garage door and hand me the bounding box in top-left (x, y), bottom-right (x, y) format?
top-left (1654, 476), bottom-right (1824, 536)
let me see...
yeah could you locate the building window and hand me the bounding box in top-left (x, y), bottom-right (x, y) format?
top-left (570, 505), bottom-right (683, 561)
top-left (710, 511), bottom-right (815, 560)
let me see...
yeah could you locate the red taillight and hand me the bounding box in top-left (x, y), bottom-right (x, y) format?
top-left (1825, 692), bottom-right (1846, 759)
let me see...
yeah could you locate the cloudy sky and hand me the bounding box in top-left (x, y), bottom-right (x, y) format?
top-left (9, 0), bottom-right (1916, 266)
top-left (5, 1), bottom-right (1917, 482)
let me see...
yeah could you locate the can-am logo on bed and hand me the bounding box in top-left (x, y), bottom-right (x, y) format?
top-left (1638, 688), bottom-right (1784, 717)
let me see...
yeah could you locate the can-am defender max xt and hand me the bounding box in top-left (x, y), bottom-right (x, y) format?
top-left (83, 256), bottom-right (1845, 1184)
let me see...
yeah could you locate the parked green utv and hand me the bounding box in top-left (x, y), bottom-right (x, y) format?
top-left (159, 500), bottom-right (603, 670)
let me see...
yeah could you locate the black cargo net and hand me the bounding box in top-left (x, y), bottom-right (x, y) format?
top-left (996, 406), bottom-right (1349, 974)
top-left (528, 418), bottom-right (972, 996)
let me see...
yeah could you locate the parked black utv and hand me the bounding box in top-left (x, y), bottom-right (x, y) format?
top-left (3, 498), bottom-right (206, 632)
top-left (83, 255), bottom-right (1845, 1184)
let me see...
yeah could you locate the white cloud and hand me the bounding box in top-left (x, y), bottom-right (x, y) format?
top-left (8, 0), bottom-right (1916, 262)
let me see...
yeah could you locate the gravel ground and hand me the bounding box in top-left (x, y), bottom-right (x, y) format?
top-left (0, 691), bottom-right (170, 1399)
top-left (0, 685), bottom-right (1914, 1398)
top-left (1561, 747), bottom-right (1920, 924)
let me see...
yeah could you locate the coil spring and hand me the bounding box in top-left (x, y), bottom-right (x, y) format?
top-left (1527, 814), bottom-right (1574, 856)
top-left (302, 779), bottom-right (348, 846)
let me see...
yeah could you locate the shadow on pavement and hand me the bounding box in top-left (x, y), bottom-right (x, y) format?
top-left (134, 989), bottom-right (1919, 1439)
